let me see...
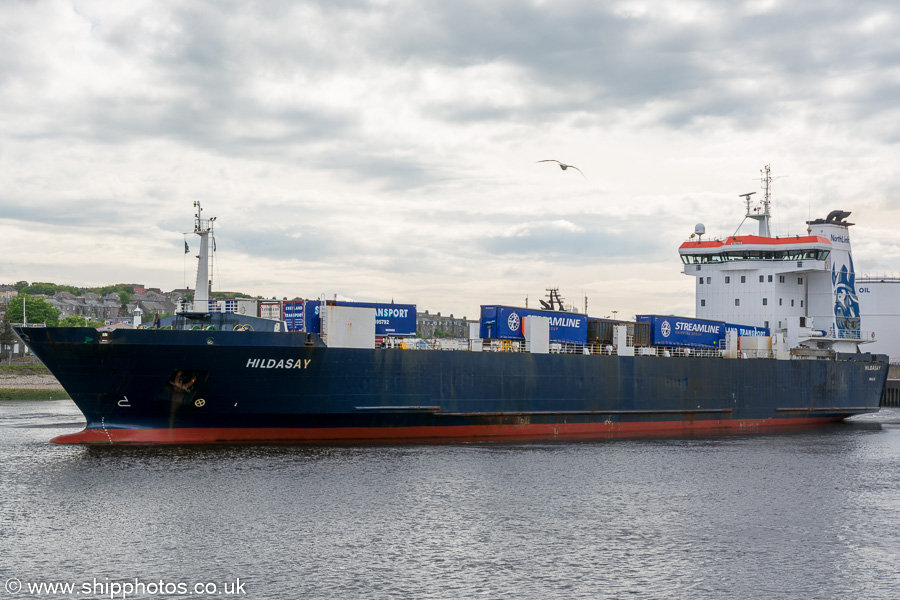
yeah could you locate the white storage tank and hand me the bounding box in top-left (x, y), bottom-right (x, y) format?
top-left (857, 277), bottom-right (900, 361)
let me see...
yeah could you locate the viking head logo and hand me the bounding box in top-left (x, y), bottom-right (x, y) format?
top-left (832, 256), bottom-right (860, 333)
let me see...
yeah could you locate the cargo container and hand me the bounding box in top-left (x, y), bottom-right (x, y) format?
top-left (587, 318), bottom-right (651, 347)
top-left (259, 301), bottom-right (283, 321)
top-left (725, 323), bottom-right (770, 337)
top-left (304, 301), bottom-right (416, 337)
top-left (283, 301), bottom-right (304, 332)
top-left (480, 306), bottom-right (588, 344)
top-left (236, 299), bottom-right (259, 318)
top-left (587, 318), bottom-right (617, 344)
top-left (321, 305), bottom-right (376, 348)
top-left (636, 315), bottom-right (726, 348)
top-left (633, 321), bottom-right (651, 346)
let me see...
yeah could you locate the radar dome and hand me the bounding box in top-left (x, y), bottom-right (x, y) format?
top-left (694, 223), bottom-right (706, 236)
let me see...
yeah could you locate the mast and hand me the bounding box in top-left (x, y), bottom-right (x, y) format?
top-left (192, 201), bottom-right (216, 313)
top-left (745, 165), bottom-right (773, 237)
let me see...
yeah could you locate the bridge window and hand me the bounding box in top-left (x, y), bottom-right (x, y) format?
top-left (683, 248), bottom-right (830, 265)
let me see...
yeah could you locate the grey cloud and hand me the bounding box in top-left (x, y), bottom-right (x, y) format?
top-left (221, 227), bottom-right (364, 261)
top-left (480, 225), bottom-right (664, 262)
top-left (370, 1), bottom-right (900, 130)
top-left (0, 199), bottom-right (131, 228)
top-left (6, 0), bottom-right (900, 190)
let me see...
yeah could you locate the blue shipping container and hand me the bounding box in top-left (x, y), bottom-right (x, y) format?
top-left (283, 301), bottom-right (304, 333)
top-left (304, 301), bottom-right (416, 336)
top-left (480, 305), bottom-right (588, 344)
top-left (725, 323), bottom-right (770, 337)
top-left (636, 316), bottom-right (770, 348)
top-left (636, 315), bottom-right (725, 348)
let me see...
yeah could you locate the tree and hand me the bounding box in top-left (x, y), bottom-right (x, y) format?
top-left (21, 282), bottom-right (62, 296)
top-left (59, 315), bottom-right (104, 328)
top-left (118, 291), bottom-right (132, 309)
top-left (93, 284), bottom-right (134, 297)
top-left (4, 297), bottom-right (60, 326)
top-left (0, 313), bottom-right (16, 346)
top-left (17, 281), bottom-right (84, 296)
top-left (13, 281), bottom-right (28, 292)
top-left (0, 314), bottom-right (15, 361)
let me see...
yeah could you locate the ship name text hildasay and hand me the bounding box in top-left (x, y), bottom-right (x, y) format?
top-left (246, 358), bottom-right (312, 369)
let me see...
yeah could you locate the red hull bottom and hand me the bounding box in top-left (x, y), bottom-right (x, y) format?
top-left (50, 416), bottom-right (848, 445)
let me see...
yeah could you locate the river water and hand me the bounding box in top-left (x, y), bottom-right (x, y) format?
top-left (1, 400), bottom-right (899, 600)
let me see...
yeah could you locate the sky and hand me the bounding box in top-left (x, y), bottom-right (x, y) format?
top-left (3, 0), bottom-right (900, 321)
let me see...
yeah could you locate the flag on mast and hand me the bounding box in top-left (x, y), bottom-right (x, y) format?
top-left (184, 241), bottom-right (189, 254)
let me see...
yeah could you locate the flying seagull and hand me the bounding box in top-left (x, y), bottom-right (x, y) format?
top-left (537, 159), bottom-right (586, 179)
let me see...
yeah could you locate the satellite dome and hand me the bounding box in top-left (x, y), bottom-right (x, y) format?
top-left (694, 223), bottom-right (706, 236)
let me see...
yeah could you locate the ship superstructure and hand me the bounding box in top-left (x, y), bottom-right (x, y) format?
top-left (680, 166), bottom-right (867, 354)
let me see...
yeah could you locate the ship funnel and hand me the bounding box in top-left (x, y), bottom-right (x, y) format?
top-left (806, 210), bottom-right (859, 344)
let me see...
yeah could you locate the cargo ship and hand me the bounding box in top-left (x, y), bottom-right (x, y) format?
top-left (15, 172), bottom-right (889, 444)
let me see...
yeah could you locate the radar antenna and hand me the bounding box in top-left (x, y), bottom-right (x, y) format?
top-left (755, 165), bottom-right (788, 236)
top-left (732, 165), bottom-right (788, 238)
top-left (730, 192), bottom-right (756, 239)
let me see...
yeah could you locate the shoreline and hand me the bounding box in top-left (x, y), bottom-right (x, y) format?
top-left (0, 389), bottom-right (71, 400)
top-left (0, 368), bottom-right (69, 400)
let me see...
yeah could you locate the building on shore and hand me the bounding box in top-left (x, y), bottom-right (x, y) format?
top-left (416, 311), bottom-right (476, 339)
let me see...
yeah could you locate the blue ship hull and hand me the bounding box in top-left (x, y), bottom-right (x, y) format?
top-left (15, 326), bottom-right (888, 444)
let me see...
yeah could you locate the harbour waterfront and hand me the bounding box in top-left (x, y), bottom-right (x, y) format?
top-left (2, 400), bottom-right (900, 599)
